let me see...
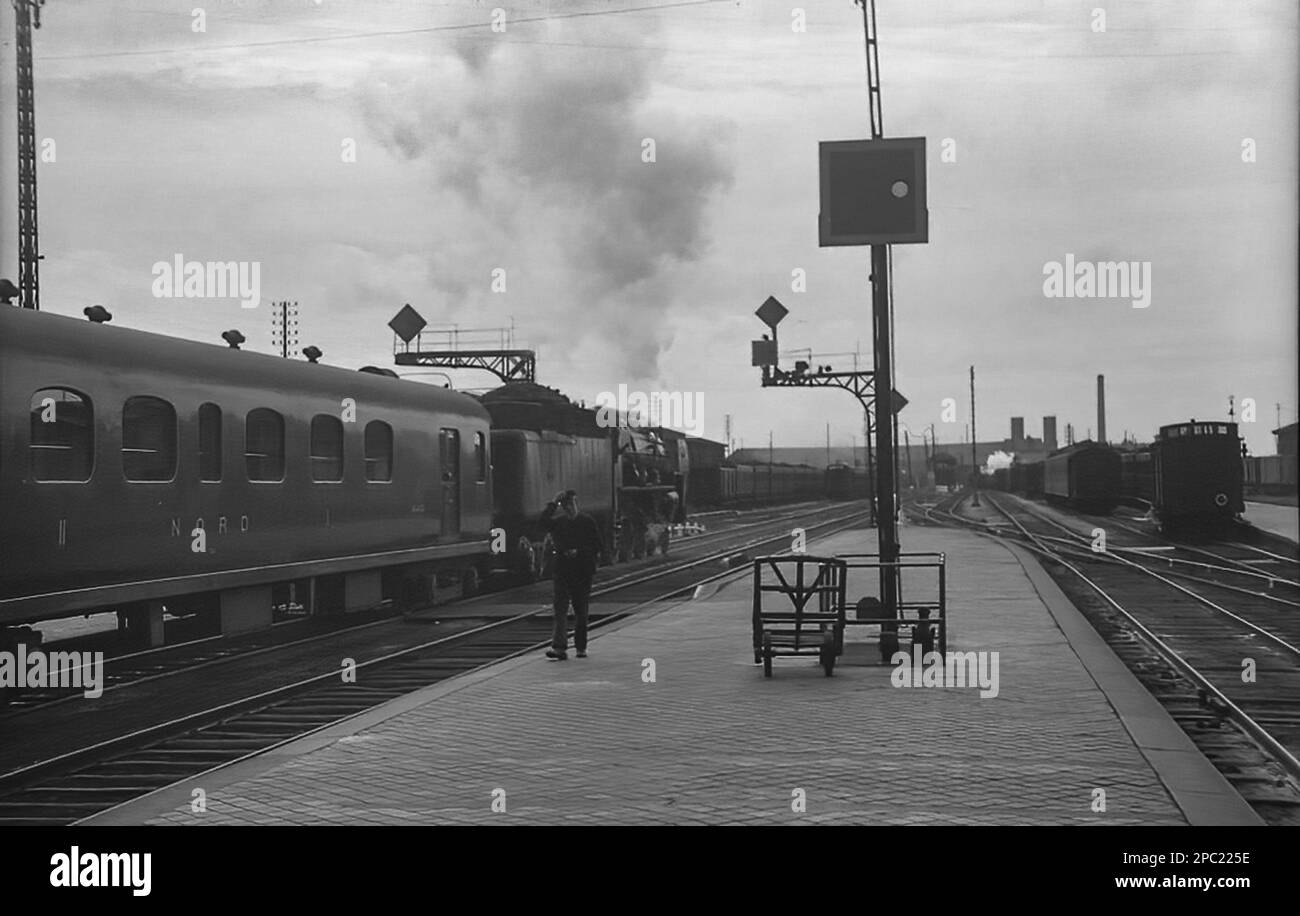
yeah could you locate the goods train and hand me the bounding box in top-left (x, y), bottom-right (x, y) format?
top-left (989, 420), bottom-right (1247, 533)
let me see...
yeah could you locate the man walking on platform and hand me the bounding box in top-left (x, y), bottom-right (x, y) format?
top-left (541, 490), bottom-right (606, 660)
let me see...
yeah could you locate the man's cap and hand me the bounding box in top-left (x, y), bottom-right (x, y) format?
top-left (561, 489), bottom-right (578, 501)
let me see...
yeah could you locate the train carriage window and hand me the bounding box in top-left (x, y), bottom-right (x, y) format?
top-left (474, 431), bottom-right (487, 482)
top-left (199, 403), bottom-right (222, 482)
top-left (245, 408), bottom-right (285, 482)
top-left (30, 388), bottom-right (93, 482)
top-left (123, 396), bottom-right (177, 482)
top-left (364, 421), bottom-right (393, 482)
top-left (311, 415), bottom-right (344, 482)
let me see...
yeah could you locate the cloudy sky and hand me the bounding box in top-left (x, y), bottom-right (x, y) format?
top-left (1, 0), bottom-right (1295, 456)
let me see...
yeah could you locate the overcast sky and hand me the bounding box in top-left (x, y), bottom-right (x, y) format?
top-left (1, 0), bottom-right (1295, 456)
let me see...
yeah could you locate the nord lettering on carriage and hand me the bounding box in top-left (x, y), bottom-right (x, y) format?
top-left (594, 385), bottom-right (704, 437)
top-left (151, 253), bottom-right (261, 309)
top-left (50, 848), bottom-right (151, 897)
top-left (891, 648), bottom-right (1000, 698)
top-left (1041, 254), bottom-right (1151, 309)
top-left (0, 644), bottom-right (104, 698)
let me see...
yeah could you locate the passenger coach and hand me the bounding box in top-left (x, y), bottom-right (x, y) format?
top-left (0, 306), bottom-right (493, 632)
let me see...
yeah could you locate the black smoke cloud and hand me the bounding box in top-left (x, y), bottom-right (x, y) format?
top-left (359, 19), bottom-right (735, 380)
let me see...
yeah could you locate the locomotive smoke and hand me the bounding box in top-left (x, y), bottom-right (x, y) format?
top-left (360, 17), bottom-right (735, 380)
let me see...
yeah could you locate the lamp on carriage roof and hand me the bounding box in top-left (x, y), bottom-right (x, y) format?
top-left (83, 305), bottom-right (112, 323)
top-left (302, 345), bottom-right (322, 364)
top-left (0, 278), bottom-right (18, 305)
top-left (222, 330), bottom-right (245, 349)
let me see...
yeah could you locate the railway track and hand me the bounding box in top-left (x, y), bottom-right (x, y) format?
top-left (919, 489), bottom-right (1300, 824)
top-left (2, 500), bottom-right (837, 717)
top-left (0, 505), bottom-right (870, 825)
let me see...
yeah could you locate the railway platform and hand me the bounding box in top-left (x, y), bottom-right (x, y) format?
top-left (1243, 501), bottom-right (1298, 545)
top-left (81, 524), bottom-right (1261, 826)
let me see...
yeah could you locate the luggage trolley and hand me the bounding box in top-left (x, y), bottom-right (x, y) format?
top-left (837, 552), bottom-right (947, 658)
top-left (751, 555), bottom-right (848, 677)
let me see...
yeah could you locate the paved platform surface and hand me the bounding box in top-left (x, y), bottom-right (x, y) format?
top-left (83, 524), bottom-right (1260, 826)
top-left (1244, 501), bottom-right (1299, 545)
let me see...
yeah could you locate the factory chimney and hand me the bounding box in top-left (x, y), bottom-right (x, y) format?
top-left (1096, 374), bottom-right (1107, 444)
top-left (1043, 416), bottom-right (1058, 452)
top-left (1011, 417), bottom-right (1025, 448)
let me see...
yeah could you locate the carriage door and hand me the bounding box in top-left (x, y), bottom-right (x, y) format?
top-left (439, 429), bottom-right (461, 538)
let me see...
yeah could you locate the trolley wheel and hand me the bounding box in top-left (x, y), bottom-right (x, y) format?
top-left (820, 630), bottom-right (836, 677)
top-left (762, 632), bottom-right (773, 678)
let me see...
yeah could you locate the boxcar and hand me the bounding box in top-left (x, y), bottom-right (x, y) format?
top-left (826, 463), bottom-right (870, 500)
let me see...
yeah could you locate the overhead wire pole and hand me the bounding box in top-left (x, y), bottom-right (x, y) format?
top-left (13, 0), bottom-right (46, 310)
top-left (858, 0), bottom-right (900, 615)
top-left (970, 365), bottom-right (980, 506)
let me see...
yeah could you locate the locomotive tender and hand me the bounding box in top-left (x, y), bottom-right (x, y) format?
top-left (479, 382), bottom-right (685, 578)
top-left (1152, 420), bottom-right (1244, 532)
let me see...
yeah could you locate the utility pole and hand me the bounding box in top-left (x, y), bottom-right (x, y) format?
top-left (768, 430), bottom-right (774, 503)
top-left (826, 422), bottom-right (831, 469)
top-left (970, 365), bottom-right (979, 507)
top-left (14, 1), bottom-right (47, 310)
top-left (904, 429), bottom-right (914, 490)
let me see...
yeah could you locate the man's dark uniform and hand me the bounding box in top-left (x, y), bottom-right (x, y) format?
top-left (540, 498), bottom-right (605, 657)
